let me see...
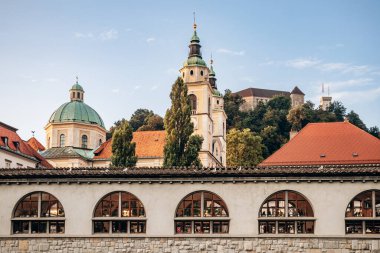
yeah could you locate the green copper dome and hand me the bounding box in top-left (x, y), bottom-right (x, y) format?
top-left (49, 102), bottom-right (105, 129)
top-left (213, 89), bottom-right (223, 97)
top-left (184, 56), bottom-right (207, 67)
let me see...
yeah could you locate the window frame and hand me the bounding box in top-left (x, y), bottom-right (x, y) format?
top-left (11, 192), bottom-right (65, 235)
top-left (81, 135), bottom-right (88, 149)
top-left (92, 191), bottom-right (147, 235)
top-left (345, 190), bottom-right (380, 235)
top-left (174, 191), bottom-right (230, 235)
top-left (258, 190), bottom-right (315, 235)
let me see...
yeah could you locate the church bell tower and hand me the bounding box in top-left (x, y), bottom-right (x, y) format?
top-left (179, 20), bottom-right (225, 167)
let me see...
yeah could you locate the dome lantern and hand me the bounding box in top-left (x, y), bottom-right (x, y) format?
top-left (70, 76), bottom-right (85, 102)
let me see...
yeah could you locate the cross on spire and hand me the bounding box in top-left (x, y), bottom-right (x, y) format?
top-left (76, 76), bottom-right (79, 84)
top-left (193, 12), bottom-right (197, 30)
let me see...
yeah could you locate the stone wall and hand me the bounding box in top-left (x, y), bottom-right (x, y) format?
top-left (1, 237), bottom-right (380, 253)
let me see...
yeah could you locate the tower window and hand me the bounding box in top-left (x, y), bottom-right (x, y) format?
top-left (82, 135), bottom-right (88, 149)
top-left (190, 70), bottom-right (194, 76)
top-left (77, 92), bottom-right (80, 99)
top-left (99, 139), bottom-right (102, 146)
top-left (59, 134), bottom-right (65, 147)
top-left (200, 70), bottom-right (204, 76)
top-left (182, 72), bottom-right (185, 78)
top-left (188, 94), bottom-right (197, 114)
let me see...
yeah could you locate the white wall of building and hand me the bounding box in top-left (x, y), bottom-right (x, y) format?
top-left (0, 180), bottom-right (378, 237)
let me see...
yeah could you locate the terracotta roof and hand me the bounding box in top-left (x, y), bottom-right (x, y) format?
top-left (0, 122), bottom-right (52, 168)
top-left (290, 86), bottom-right (305, 95)
top-left (94, 130), bottom-right (166, 160)
top-left (235, 87), bottom-right (290, 98)
top-left (27, 137), bottom-right (45, 152)
top-left (260, 122), bottom-right (380, 166)
top-left (0, 164), bottom-right (379, 179)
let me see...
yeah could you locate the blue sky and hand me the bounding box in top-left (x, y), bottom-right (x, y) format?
top-left (1, 0), bottom-right (379, 142)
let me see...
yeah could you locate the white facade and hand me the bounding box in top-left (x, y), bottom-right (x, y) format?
top-left (0, 150), bottom-right (37, 169)
top-left (1, 173), bottom-right (379, 237)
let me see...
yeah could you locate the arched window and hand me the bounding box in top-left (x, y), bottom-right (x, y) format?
top-left (93, 191), bottom-right (146, 234)
top-left (345, 190), bottom-right (380, 234)
top-left (259, 190), bottom-right (314, 234)
top-left (200, 70), bottom-right (204, 76)
top-left (175, 191), bottom-right (229, 234)
top-left (81, 135), bottom-right (88, 149)
top-left (188, 94), bottom-right (197, 115)
top-left (99, 139), bottom-right (102, 146)
top-left (190, 70), bottom-right (194, 76)
top-left (59, 134), bottom-right (65, 147)
top-left (12, 192), bottom-right (65, 234)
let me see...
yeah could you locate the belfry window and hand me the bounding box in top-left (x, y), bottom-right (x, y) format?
top-left (259, 190), bottom-right (315, 234)
top-left (82, 135), bottom-right (88, 149)
top-left (175, 191), bottom-right (229, 234)
top-left (345, 190), bottom-right (380, 234)
top-left (93, 191), bottom-right (146, 234)
top-left (188, 94), bottom-right (197, 115)
top-left (190, 70), bottom-right (194, 76)
top-left (59, 134), bottom-right (65, 147)
top-left (200, 70), bottom-right (204, 76)
top-left (12, 192), bottom-right (65, 234)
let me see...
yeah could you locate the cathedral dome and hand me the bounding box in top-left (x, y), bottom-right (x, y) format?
top-left (49, 101), bottom-right (105, 129)
top-left (48, 79), bottom-right (105, 129)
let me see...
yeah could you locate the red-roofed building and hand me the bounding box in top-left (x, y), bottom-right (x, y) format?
top-left (27, 137), bottom-right (46, 152)
top-left (259, 122), bottom-right (380, 166)
top-left (0, 122), bottom-right (52, 168)
top-left (93, 130), bottom-right (166, 167)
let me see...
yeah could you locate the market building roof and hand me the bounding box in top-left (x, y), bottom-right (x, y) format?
top-left (0, 164), bottom-right (378, 180)
top-left (94, 130), bottom-right (166, 160)
top-left (260, 122), bottom-right (380, 166)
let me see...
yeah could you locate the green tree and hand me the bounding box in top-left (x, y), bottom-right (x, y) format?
top-left (346, 110), bottom-right (368, 131)
top-left (287, 105), bottom-right (306, 131)
top-left (163, 77), bottom-right (203, 166)
top-left (260, 126), bottom-right (287, 158)
top-left (129, 109), bottom-right (154, 131)
top-left (369, 126), bottom-right (380, 139)
top-left (184, 135), bottom-right (204, 167)
top-left (223, 89), bottom-right (246, 130)
top-left (111, 121), bottom-right (137, 167)
top-left (107, 118), bottom-right (128, 140)
top-left (226, 128), bottom-right (264, 166)
top-left (137, 114), bottom-right (164, 131)
top-left (327, 101), bottom-right (347, 121)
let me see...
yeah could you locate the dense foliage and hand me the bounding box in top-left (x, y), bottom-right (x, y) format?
top-left (111, 120), bottom-right (137, 167)
top-left (226, 128), bottom-right (264, 166)
top-left (163, 77), bottom-right (203, 167)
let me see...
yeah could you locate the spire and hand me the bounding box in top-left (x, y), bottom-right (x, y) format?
top-left (184, 14), bottom-right (206, 67)
top-left (209, 54), bottom-right (217, 89)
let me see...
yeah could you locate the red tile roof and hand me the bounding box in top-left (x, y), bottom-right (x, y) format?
top-left (94, 130), bottom-right (166, 160)
top-left (0, 122), bottom-right (52, 168)
top-left (260, 122), bottom-right (380, 166)
top-left (27, 137), bottom-right (46, 152)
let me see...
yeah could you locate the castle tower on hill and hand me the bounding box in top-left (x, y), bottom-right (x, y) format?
top-left (320, 84), bottom-right (332, 111)
top-left (179, 22), bottom-right (226, 167)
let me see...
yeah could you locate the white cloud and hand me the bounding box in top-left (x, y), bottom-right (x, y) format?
top-left (333, 86), bottom-right (380, 103)
top-left (324, 78), bottom-right (373, 91)
top-left (100, 29), bottom-right (118, 41)
top-left (134, 85), bottom-right (141, 90)
top-left (75, 32), bottom-right (94, 39)
top-left (146, 37), bottom-right (156, 43)
top-left (285, 57), bottom-right (374, 76)
top-left (150, 85), bottom-right (158, 90)
top-left (217, 48), bottom-right (245, 56)
top-left (111, 89), bottom-right (119, 93)
top-left (286, 58), bottom-right (321, 69)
